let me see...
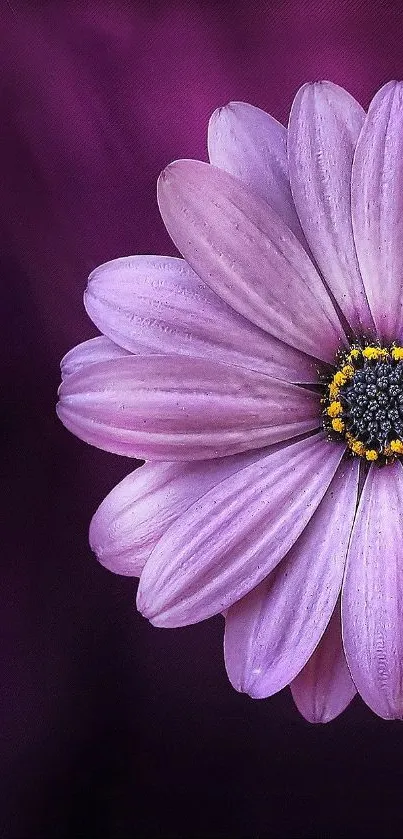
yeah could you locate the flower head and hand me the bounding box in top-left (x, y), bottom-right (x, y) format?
top-left (57, 80), bottom-right (403, 723)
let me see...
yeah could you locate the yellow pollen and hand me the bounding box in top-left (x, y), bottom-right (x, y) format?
top-left (333, 371), bottom-right (347, 387)
top-left (351, 440), bottom-right (366, 457)
top-left (390, 439), bottom-right (403, 454)
top-left (341, 364), bottom-right (355, 379)
top-left (391, 346), bottom-right (403, 361)
top-left (327, 401), bottom-right (343, 418)
top-left (328, 382), bottom-right (339, 400)
top-left (347, 348), bottom-right (361, 362)
top-left (362, 346), bottom-right (389, 361)
top-left (332, 418), bottom-right (345, 433)
top-left (365, 449), bottom-right (379, 461)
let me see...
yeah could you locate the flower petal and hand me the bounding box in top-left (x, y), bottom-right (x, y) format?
top-left (288, 81), bottom-right (373, 335)
top-left (157, 159), bottom-right (347, 363)
top-left (84, 255), bottom-right (318, 383)
top-left (136, 433), bottom-right (345, 627)
top-left (291, 601), bottom-right (357, 723)
top-left (352, 81), bottom-right (403, 342)
top-left (57, 355), bottom-right (321, 460)
top-left (207, 101), bottom-right (304, 242)
top-left (60, 336), bottom-right (131, 379)
top-left (224, 457), bottom-right (359, 697)
top-left (342, 461), bottom-right (403, 719)
top-left (90, 447), bottom-right (271, 576)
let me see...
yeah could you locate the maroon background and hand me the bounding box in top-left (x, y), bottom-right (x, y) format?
top-left (3, 2), bottom-right (403, 836)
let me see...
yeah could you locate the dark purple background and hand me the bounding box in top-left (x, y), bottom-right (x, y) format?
top-left (3, 2), bottom-right (403, 836)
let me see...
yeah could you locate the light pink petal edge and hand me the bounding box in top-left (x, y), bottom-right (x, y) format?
top-left (61, 336), bottom-right (131, 379)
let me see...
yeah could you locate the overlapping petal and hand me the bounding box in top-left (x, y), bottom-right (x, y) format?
top-left (342, 461), bottom-right (403, 719)
top-left (57, 355), bottom-right (321, 460)
top-left (89, 447), bottom-right (271, 576)
top-left (207, 101), bottom-right (304, 241)
top-left (291, 602), bottom-right (357, 723)
top-left (136, 433), bottom-right (345, 627)
top-left (288, 81), bottom-right (373, 335)
top-left (157, 159), bottom-right (347, 363)
top-left (352, 81), bottom-right (403, 342)
top-left (84, 255), bottom-right (318, 382)
top-left (60, 335), bottom-right (131, 379)
top-left (224, 458), bottom-right (359, 698)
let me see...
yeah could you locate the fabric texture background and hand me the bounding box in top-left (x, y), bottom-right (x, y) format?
top-left (3, 1), bottom-right (403, 836)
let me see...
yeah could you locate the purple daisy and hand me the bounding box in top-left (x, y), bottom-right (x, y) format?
top-left (57, 80), bottom-right (403, 723)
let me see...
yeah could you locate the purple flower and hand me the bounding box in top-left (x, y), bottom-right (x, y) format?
top-left (57, 80), bottom-right (403, 723)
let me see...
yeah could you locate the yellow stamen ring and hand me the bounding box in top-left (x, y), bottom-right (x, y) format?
top-left (324, 344), bottom-right (403, 463)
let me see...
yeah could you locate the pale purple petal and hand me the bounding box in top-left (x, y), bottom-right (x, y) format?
top-left (84, 255), bottom-right (319, 383)
top-left (90, 447), bottom-right (270, 576)
top-left (157, 159), bottom-right (347, 363)
top-left (57, 355), bottom-right (321, 461)
top-left (208, 101), bottom-right (305, 242)
top-left (288, 81), bottom-right (373, 335)
top-left (224, 457), bottom-right (359, 697)
top-left (137, 433), bottom-right (345, 627)
top-left (342, 461), bottom-right (403, 720)
top-left (60, 336), bottom-right (132, 379)
top-left (352, 81), bottom-right (403, 342)
top-left (291, 601), bottom-right (357, 723)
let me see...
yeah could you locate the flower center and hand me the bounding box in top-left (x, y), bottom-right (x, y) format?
top-left (323, 344), bottom-right (403, 462)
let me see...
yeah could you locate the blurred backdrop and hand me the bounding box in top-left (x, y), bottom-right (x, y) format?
top-left (3, 1), bottom-right (403, 836)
